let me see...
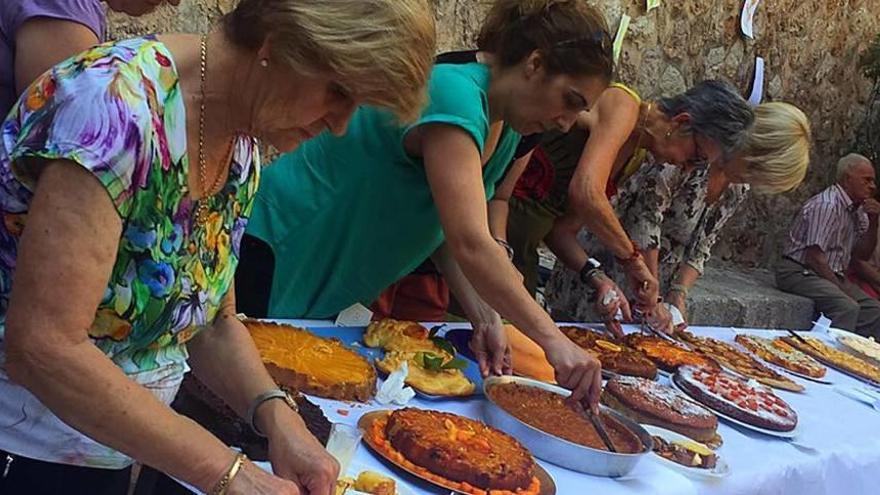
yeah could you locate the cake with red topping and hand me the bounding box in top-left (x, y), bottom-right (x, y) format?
top-left (673, 366), bottom-right (798, 432)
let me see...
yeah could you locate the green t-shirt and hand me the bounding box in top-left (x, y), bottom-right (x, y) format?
top-left (246, 62), bottom-right (521, 318)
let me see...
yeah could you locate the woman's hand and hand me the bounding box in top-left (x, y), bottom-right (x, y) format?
top-left (228, 460), bottom-right (302, 495)
top-left (589, 273), bottom-right (632, 338)
top-left (665, 291), bottom-right (689, 329)
top-left (542, 335), bottom-right (603, 409)
top-left (470, 312), bottom-right (512, 377)
top-left (259, 402), bottom-right (340, 495)
top-left (623, 258), bottom-right (660, 312)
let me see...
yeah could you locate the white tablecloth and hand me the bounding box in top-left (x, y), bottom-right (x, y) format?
top-left (192, 322), bottom-right (880, 495)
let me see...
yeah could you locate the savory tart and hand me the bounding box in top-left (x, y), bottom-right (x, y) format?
top-left (673, 366), bottom-right (798, 432)
top-left (487, 382), bottom-right (644, 454)
top-left (245, 319), bottom-right (377, 402)
top-left (365, 319), bottom-right (474, 396)
top-left (602, 375), bottom-right (718, 443)
top-left (560, 326), bottom-right (658, 379)
top-left (782, 336), bottom-right (880, 385)
top-left (375, 351), bottom-right (475, 396)
top-left (651, 435), bottom-right (717, 469)
top-left (678, 332), bottom-right (804, 392)
top-left (624, 334), bottom-right (720, 373)
top-left (369, 408), bottom-right (540, 495)
top-left (735, 334), bottom-right (826, 378)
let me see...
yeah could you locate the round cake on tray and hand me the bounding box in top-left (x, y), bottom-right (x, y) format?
top-left (673, 366), bottom-right (798, 432)
top-left (602, 375), bottom-right (718, 442)
top-left (380, 408), bottom-right (538, 494)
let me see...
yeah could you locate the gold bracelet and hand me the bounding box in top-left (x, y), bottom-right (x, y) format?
top-left (209, 452), bottom-right (247, 495)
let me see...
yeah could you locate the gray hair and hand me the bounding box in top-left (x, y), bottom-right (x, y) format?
top-left (657, 80), bottom-right (755, 159)
top-left (836, 153), bottom-right (872, 181)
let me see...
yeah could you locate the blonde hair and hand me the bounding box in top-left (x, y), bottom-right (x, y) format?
top-left (224, 0), bottom-right (435, 123)
top-left (742, 102), bottom-right (812, 194)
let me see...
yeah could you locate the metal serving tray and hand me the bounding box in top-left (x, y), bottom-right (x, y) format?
top-left (482, 375), bottom-right (653, 477)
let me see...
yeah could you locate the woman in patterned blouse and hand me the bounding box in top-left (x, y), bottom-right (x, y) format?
top-left (547, 102), bottom-right (813, 327)
top-left (0, 1), bottom-right (434, 494)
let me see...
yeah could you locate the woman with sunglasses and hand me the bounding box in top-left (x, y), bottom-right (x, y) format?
top-left (546, 101), bottom-right (811, 328)
top-left (499, 80), bottom-right (757, 335)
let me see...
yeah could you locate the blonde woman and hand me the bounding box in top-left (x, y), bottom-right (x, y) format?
top-left (547, 102), bottom-right (812, 327)
top-left (0, 1), bottom-right (434, 494)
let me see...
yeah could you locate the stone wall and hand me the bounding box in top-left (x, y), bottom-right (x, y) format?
top-left (109, 0), bottom-right (880, 270)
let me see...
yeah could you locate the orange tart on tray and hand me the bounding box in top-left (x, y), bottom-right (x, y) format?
top-left (624, 333), bottom-right (720, 373)
top-left (368, 408), bottom-right (541, 495)
top-left (735, 334), bottom-right (826, 378)
top-left (244, 319), bottom-right (376, 402)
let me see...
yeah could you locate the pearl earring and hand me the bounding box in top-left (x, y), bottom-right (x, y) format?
top-left (260, 58), bottom-right (269, 68)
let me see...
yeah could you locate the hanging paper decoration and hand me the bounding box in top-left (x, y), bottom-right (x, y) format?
top-left (647, 0), bottom-right (661, 12)
top-left (747, 56), bottom-right (765, 106)
top-left (740, 0), bottom-right (762, 39)
top-left (612, 14), bottom-right (631, 64)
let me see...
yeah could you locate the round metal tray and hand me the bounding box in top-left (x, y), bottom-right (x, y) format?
top-left (482, 375), bottom-right (653, 478)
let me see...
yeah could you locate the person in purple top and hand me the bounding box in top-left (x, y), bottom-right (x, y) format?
top-left (0, 0), bottom-right (177, 118)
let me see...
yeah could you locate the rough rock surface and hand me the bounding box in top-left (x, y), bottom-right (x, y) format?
top-left (108, 0), bottom-right (880, 270)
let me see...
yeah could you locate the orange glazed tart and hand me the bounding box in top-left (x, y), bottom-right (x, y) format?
top-left (370, 409), bottom-right (540, 495)
top-left (245, 319), bottom-right (376, 402)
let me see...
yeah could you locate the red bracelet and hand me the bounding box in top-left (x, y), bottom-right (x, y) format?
top-left (615, 242), bottom-right (642, 266)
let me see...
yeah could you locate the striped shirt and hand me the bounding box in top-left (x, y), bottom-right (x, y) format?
top-left (784, 184), bottom-right (868, 273)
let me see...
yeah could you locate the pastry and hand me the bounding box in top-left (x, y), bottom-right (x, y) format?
top-left (836, 332), bottom-right (880, 363)
top-left (487, 382), bottom-right (644, 454)
top-left (366, 319), bottom-right (474, 396)
top-left (735, 334), bottom-right (826, 378)
top-left (245, 319), bottom-right (377, 401)
top-left (624, 334), bottom-right (720, 373)
top-left (782, 336), bottom-right (880, 385)
top-left (673, 366), bottom-right (798, 432)
top-left (602, 375), bottom-right (718, 443)
top-left (678, 332), bottom-right (803, 392)
top-left (560, 326), bottom-right (658, 379)
top-left (375, 351), bottom-right (475, 396)
top-left (368, 408), bottom-right (540, 495)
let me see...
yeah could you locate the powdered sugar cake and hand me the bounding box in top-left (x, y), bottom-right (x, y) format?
top-left (602, 375), bottom-right (718, 442)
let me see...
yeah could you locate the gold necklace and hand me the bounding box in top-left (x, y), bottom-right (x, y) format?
top-left (195, 35), bottom-right (228, 225)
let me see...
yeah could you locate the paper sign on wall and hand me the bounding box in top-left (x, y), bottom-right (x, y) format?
top-left (612, 14), bottom-right (631, 64)
top-left (740, 0), bottom-right (762, 39)
top-left (647, 0), bottom-right (661, 12)
top-left (747, 56), bottom-right (765, 106)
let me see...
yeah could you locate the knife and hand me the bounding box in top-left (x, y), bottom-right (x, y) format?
top-left (786, 329), bottom-right (823, 353)
top-left (571, 399), bottom-right (617, 453)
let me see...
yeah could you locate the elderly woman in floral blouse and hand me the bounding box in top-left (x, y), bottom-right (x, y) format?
top-left (0, 1), bottom-right (434, 494)
top-left (547, 102), bottom-right (812, 326)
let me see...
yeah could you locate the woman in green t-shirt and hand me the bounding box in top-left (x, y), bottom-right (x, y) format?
top-left (240, 0), bottom-right (614, 406)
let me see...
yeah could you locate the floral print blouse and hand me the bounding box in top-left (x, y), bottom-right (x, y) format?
top-left (0, 36), bottom-right (260, 468)
top-left (547, 161), bottom-right (748, 320)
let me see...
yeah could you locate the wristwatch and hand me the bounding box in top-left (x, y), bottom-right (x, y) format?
top-left (579, 257), bottom-right (604, 285)
top-left (246, 388), bottom-right (300, 437)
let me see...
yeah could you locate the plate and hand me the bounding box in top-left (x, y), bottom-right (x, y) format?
top-left (483, 375), bottom-right (653, 478)
top-left (830, 329), bottom-right (880, 365)
top-left (357, 410), bottom-right (556, 495)
top-left (669, 377), bottom-right (800, 439)
top-left (309, 326), bottom-right (483, 399)
top-left (641, 425), bottom-right (731, 480)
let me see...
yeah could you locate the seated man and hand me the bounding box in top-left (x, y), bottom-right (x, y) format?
top-left (776, 153), bottom-right (880, 337)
